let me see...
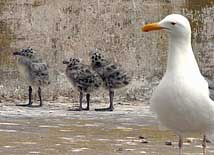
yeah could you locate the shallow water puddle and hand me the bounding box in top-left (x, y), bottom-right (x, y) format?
top-left (0, 117), bottom-right (213, 155)
top-left (0, 104), bottom-right (213, 154)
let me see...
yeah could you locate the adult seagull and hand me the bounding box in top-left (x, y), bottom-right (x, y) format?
top-left (142, 14), bottom-right (214, 155)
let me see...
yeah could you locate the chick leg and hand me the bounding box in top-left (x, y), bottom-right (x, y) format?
top-left (109, 89), bottom-right (114, 111)
top-left (178, 136), bottom-right (183, 155)
top-left (95, 89), bottom-right (114, 111)
top-left (16, 86), bottom-right (33, 106)
top-left (202, 135), bottom-right (207, 155)
top-left (38, 87), bottom-right (42, 107)
top-left (79, 91), bottom-right (83, 111)
top-left (83, 93), bottom-right (90, 111)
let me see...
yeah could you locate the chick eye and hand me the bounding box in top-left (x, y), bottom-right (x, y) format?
top-left (171, 22), bottom-right (176, 25)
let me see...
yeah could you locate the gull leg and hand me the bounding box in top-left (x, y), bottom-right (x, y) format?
top-left (83, 93), bottom-right (90, 111)
top-left (178, 136), bottom-right (183, 155)
top-left (38, 87), bottom-right (42, 107)
top-left (95, 89), bottom-right (114, 111)
top-left (202, 135), bottom-right (207, 155)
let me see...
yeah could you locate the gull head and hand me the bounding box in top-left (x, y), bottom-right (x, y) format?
top-left (63, 58), bottom-right (80, 67)
top-left (142, 14), bottom-right (191, 38)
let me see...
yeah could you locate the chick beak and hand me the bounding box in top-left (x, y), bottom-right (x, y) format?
top-left (63, 60), bottom-right (69, 64)
top-left (13, 51), bottom-right (20, 56)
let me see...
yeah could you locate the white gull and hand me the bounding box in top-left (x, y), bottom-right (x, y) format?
top-left (142, 14), bottom-right (214, 155)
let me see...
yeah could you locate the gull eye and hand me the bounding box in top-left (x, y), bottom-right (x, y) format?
top-left (171, 22), bottom-right (176, 25)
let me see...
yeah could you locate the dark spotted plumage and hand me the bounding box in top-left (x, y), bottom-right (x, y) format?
top-left (90, 48), bottom-right (131, 111)
top-left (205, 77), bottom-right (214, 101)
top-left (13, 48), bottom-right (50, 107)
top-left (63, 58), bottom-right (102, 111)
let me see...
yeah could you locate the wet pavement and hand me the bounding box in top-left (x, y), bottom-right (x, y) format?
top-left (0, 101), bottom-right (214, 155)
top-left (0, 0), bottom-right (213, 154)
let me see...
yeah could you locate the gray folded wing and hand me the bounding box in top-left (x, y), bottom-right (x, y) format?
top-left (30, 62), bottom-right (50, 86)
top-left (102, 63), bottom-right (131, 89)
top-left (67, 65), bottom-right (102, 92)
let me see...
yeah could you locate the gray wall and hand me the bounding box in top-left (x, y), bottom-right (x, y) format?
top-left (0, 0), bottom-right (213, 103)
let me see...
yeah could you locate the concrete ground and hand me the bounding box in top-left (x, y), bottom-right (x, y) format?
top-left (0, 100), bottom-right (213, 155)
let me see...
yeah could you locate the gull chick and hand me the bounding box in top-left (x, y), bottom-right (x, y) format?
top-left (63, 58), bottom-right (102, 111)
top-left (206, 78), bottom-right (214, 101)
top-left (142, 14), bottom-right (214, 155)
top-left (13, 48), bottom-right (50, 107)
top-left (90, 49), bottom-right (131, 111)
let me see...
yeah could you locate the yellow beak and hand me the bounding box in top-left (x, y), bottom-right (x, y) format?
top-left (142, 23), bottom-right (164, 32)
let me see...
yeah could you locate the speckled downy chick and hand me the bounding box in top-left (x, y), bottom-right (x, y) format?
top-left (13, 48), bottom-right (50, 107)
top-left (63, 58), bottom-right (102, 111)
top-left (90, 48), bottom-right (131, 111)
top-left (205, 78), bottom-right (214, 101)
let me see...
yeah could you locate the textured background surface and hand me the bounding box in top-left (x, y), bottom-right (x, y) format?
top-left (0, 0), bottom-right (213, 102)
